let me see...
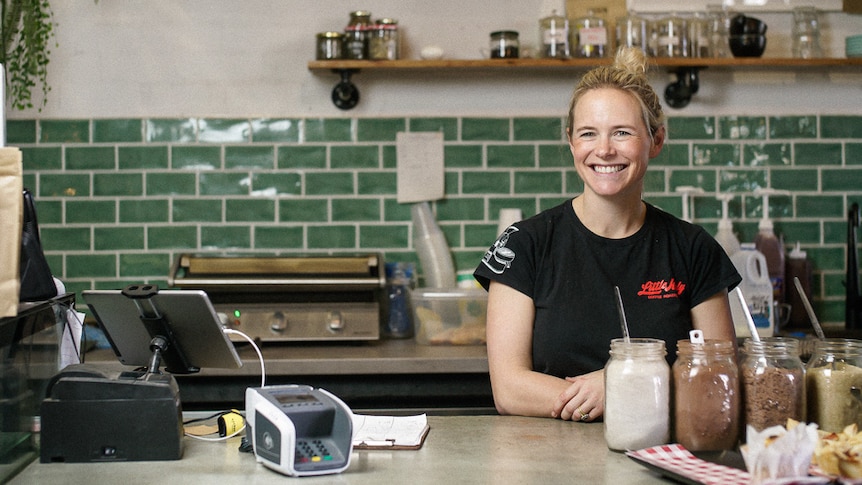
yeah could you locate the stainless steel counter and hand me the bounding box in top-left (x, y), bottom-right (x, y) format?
top-left (12, 415), bottom-right (669, 484)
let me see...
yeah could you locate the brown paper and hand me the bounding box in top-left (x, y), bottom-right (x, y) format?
top-left (0, 147), bottom-right (23, 317)
top-left (567, 0), bottom-right (628, 51)
top-left (845, 0), bottom-right (862, 14)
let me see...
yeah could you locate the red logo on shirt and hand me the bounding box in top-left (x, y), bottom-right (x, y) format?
top-left (637, 279), bottom-right (686, 299)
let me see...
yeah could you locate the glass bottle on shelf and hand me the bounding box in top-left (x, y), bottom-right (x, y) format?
top-left (540, 9), bottom-right (570, 59)
top-left (572, 7), bottom-right (608, 58)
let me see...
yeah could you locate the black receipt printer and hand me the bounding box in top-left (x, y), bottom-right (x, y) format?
top-left (40, 364), bottom-right (183, 463)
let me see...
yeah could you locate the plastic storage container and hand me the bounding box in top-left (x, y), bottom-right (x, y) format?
top-left (740, 337), bottom-right (805, 431)
top-left (673, 339), bottom-right (740, 451)
top-left (604, 338), bottom-right (670, 451)
top-left (806, 338), bottom-right (862, 433)
top-left (411, 288), bottom-right (487, 345)
top-left (730, 247), bottom-right (774, 338)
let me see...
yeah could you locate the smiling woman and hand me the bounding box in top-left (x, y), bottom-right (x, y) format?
top-left (473, 46), bottom-right (742, 424)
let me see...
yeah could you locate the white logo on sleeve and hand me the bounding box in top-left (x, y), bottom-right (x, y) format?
top-left (481, 226), bottom-right (519, 274)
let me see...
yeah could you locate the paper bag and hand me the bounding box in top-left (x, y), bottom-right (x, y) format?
top-left (0, 147), bottom-right (23, 317)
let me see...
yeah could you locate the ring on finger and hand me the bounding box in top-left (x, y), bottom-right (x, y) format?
top-left (576, 406), bottom-right (589, 421)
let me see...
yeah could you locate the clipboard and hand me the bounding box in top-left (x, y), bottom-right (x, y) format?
top-left (351, 414), bottom-right (430, 450)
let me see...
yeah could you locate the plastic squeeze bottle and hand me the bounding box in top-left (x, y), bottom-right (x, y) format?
top-left (754, 189), bottom-right (785, 305)
top-left (786, 241), bottom-right (813, 328)
top-left (714, 194), bottom-right (740, 256)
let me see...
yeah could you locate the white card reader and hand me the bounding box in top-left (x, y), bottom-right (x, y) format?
top-left (245, 385), bottom-right (353, 477)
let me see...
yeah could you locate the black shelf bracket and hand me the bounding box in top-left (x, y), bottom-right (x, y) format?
top-left (664, 66), bottom-right (704, 109)
top-left (331, 69), bottom-right (360, 110)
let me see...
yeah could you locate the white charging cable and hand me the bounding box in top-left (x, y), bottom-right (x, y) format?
top-left (183, 328), bottom-right (266, 442)
top-left (223, 328), bottom-right (266, 388)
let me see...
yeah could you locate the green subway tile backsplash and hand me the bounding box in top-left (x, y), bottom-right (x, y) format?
top-left (251, 118), bottom-right (300, 143)
top-left (17, 114), bottom-right (862, 325)
top-left (40, 119), bottom-right (89, 143)
top-left (409, 117), bottom-right (457, 140)
top-left (93, 119), bottom-right (143, 143)
top-left (821, 115), bottom-right (862, 138)
top-left (66, 146), bottom-right (115, 170)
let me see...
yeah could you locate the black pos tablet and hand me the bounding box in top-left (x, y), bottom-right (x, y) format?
top-left (40, 285), bottom-right (242, 463)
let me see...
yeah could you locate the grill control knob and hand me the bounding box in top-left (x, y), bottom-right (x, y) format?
top-left (270, 311), bottom-right (287, 333)
top-left (328, 311), bottom-right (344, 332)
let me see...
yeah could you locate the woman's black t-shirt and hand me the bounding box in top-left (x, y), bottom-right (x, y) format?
top-left (474, 199), bottom-right (741, 376)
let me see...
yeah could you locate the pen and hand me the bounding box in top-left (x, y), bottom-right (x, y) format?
top-left (355, 439), bottom-right (395, 447)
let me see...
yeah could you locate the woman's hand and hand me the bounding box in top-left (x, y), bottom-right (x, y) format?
top-left (552, 370), bottom-right (605, 421)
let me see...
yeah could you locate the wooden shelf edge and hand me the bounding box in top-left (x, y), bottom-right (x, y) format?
top-left (308, 57), bottom-right (862, 71)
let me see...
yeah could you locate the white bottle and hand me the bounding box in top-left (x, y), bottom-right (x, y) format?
top-left (754, 189), bottom-right (787, 305)
top-left (714, 194), bottom-right (740, 256)
top-left (730, 245), bottom-right (774, 338)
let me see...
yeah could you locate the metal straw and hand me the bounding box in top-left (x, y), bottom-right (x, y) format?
top-left (614, 286), bottom-right (630, 343)
top-left (734, 287), bottom-right (760, 342)
top-left (794, 276), bottom-right (825, 340)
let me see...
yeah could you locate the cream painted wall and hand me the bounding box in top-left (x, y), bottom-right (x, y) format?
top-left (8, 0), bottom-right (862, 119)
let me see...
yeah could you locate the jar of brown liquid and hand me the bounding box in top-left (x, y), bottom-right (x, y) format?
top-left (806, 338), bottom-right (862, 433)
top-left (673, 339), bottom-right (740, 450)
top-left (741, 337), bottom-right (805, 432)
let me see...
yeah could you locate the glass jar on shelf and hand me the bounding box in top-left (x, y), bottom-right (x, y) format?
top-left (344, 10), bottom-right (372, 60)
top-left (688, 13), bottom-right (710, 58)
top-left (706, 4), bottom-right (731, 58)
top-left (539, 9), bottom-right (570, 59)
top-left (572, 7), bottom-right (608, 58)
top-left (316, 31), bottom-right (344, 60)
top-left (792, 6), bottom-right (823, 59)
top-left (490, 30), bottom-right (519, 59)
top-left (616, 11), bottom-right (648, 54)
top-left (369, 18), bottom-right (400, 60)
top-left (654, 14), bottom-right (687, 58)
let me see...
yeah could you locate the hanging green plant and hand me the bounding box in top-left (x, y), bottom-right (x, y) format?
top-left (1, 0), bottom-right (56, 111)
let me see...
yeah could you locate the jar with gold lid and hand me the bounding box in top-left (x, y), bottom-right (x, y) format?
top-left (316, 31), bottom-right (344, 60)
top-left (369, 18), bottom-right (400, 60)
top-left (344, 10), bottom-right (371, 60)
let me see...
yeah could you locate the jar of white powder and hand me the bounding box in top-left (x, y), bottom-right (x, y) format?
top-left (604, 338), bottom-right (670, 451)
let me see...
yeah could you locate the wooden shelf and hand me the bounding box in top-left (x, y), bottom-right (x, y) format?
top-left (308, 57), bottom-right (862, 71)
top-left (308, 57), bottom-right (862, 110)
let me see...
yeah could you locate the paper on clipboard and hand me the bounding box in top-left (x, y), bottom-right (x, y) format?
top-left (396, 132), bottom-right (444, 203)
top-left (351, 413), bottom-right (429, 450)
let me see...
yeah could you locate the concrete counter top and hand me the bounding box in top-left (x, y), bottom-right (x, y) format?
top-left (13, 415), bottom-right (670, 484)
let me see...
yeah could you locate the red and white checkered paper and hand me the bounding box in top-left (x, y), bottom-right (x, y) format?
top-left (626, 443), bottom-right (752, 485)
